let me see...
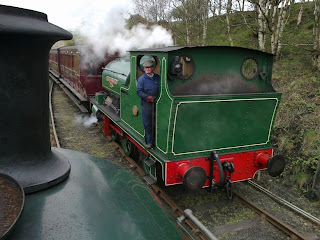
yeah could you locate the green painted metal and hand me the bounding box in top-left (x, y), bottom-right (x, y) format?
top-left (166, 47), bottom-right (273, 95)
top-left (171, 93), bottom-right (281, 156)
top-left (7, 148), bottom-right (185, 240)
top-left (95, 92), bottom-right (107, 104)
top-left (102, 57), bottom-right (130, 95)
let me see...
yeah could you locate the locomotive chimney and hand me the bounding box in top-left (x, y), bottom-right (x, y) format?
top-left (0, 5), bottom-right (72, 193)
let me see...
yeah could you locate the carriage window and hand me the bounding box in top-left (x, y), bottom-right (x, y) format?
top-left (87, 63), bottom-right (94, 75)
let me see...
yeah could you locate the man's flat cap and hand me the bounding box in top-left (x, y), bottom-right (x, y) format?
top-left (143, 60), bottom-right (154, 67)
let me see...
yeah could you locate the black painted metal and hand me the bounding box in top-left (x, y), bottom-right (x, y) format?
top-left (0, 5), bottom-right (72, 193)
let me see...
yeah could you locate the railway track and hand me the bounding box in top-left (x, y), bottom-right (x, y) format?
top-left (234, 193), bottom-right (307, 240)
top-left (247, 180), bottom-right (320, 226)
top-left (49, 78), bottom-right (319, 240)
top-left (49, 79), bottom-right (60, 148)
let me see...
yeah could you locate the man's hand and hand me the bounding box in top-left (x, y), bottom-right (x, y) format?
top-left (146, 96), bottom-right (154, 102)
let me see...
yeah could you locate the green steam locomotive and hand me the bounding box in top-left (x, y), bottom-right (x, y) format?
top-left (91, 46), bottom-right (285, 191)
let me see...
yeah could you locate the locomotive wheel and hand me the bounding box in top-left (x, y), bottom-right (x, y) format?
top-left (121, 138), bottom-right (135, 157)
top-left (110, 128), bottom-right (119, 142)
top-left (226, 180), bottom-right (233, 200)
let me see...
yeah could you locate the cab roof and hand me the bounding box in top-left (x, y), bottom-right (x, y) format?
top-left (130, 45), bottom-right (273, 56)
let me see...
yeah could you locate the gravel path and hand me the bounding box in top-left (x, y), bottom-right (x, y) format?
top-left (51, 83), bottom-right (130, 170)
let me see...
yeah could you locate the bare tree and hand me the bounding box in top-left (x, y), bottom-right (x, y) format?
top-left (275, 0), bottom-right (294, 58)
top-left (171, 0), bottom-right (191, 45)
top-left (226, 0), bottom-right (234, 46)
top-left (133, 0), bottom-right (171, 23)
top-left (201, 0), bottom-right (210, 45)
top-left (313, 0), bottom-right (320, 51)
top-left (218, 0), bottom-right (223, 15)
top-left (251, 0), bottom-right (294, 57)
top-left (313, 0), bottom-right (320, 68)
top-left (297, 0), bottom-right (305, 27)
top-left (170, 0), bottom-right (211, 45)
top-left (235, 0), bottom-right (246, 11)
top-left (255, 0), bottom-right (270, 51)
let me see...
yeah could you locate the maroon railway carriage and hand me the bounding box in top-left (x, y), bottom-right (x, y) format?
top-left (49, 45), bottom-right (118, 109)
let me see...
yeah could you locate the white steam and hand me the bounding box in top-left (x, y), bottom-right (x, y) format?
top-left (75, 4), bottom-right (173, 60)
top-left (74, 115), bottom-right (98, 127)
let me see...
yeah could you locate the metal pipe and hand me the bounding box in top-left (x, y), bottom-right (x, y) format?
top-left (213, 151), bottom-right (225, 187)
top-left (178, 209), bottom-right (219, 240)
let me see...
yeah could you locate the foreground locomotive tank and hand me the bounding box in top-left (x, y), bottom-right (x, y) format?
top-left (0, 5), bottom-right (187, 239)
top-left (90, 46), bottom-right (286, 192)
top-left (7, 149), bottom-right (186, 239)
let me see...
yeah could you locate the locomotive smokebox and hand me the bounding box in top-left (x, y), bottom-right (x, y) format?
top-left (0, 5), bottom-right (72, 193)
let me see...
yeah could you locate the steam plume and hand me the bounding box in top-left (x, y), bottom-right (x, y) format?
top-left (75, 4), bottom-right (173, 62)
top-left (74, 115), bottom-right (98, 127)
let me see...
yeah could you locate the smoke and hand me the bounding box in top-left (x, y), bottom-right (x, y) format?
top-left (171, 73), bottom-right (259, 96)
top-left (75, 3), bottom-right (173, 63)
top-left (74, 115), bottom-right (98, 127)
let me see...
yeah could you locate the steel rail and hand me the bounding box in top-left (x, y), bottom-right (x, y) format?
top-left (49, 72), bottom-right (88, 113)
top-left (49, 78), bottom-right (60, 148)
top-left (248, 180), bottom-right (320, 226)
top-left (235, 192), bottom-right (307, 240)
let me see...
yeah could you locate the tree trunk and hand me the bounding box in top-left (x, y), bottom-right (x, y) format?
top-left (226, 0), bottom-right (233, 46)
top-left (236, 0), bottom-right (245, 11)
top-left (273, 0), bottom-right (287, 56)
top-left (314, 0), bottom-right (320, 53)
top-left (297, 0), bottom-right (305, 26)
top-left (314, 0), bottom-right (320, 70)
top-left (276, 0), bottom-right (294, 59)
top-left (218, 0), bottom-right (222, 15)
top-left (267, 0), bottom-right (294, 58)
top-left (257, 0), bottom-right (269, 51)
top-left (177, 0), bottom-right (191, 45)
top-left (202, 0), bottom-right (209, 46)
top-left (226, 14), bottom-right (234, 46)
top-left (271, 1), bottom-right (278, 55)
top-left (185, 7), bottom-right (190, 45)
